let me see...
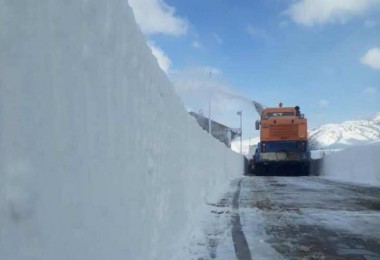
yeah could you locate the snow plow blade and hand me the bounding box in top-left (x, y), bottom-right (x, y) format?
top-left (254, 162), bottom-right (310, 176)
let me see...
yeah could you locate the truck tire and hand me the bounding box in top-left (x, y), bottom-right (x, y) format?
top-left (255, 164), bottom-right (266, 176)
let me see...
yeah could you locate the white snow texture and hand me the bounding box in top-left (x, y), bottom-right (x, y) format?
top-left (0, 1), bottom-right (244, 259)
top-left (323, 144), bottom-right (380, 186)
top-left (309, 115), bottom-right (380, 149)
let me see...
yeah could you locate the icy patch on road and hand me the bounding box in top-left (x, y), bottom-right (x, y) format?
top-left (300, 209), bottom-right (380, 240)
top-left (184, 193), bottom-right (236, 260)
top-left (239, 178), bottom-right (284, 259)
top-left (242, 176), bottom-right (380, 258)
top-left (240, 208), bottom-right (284, 260)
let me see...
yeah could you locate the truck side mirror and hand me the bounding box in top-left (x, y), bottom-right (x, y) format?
top-left (255, 120), bottom-right (260, 130)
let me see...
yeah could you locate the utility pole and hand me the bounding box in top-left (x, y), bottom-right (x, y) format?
top-left (237, 111), bottom-right (242, 154)
top-left (208, 71), bottom-right (212, 135)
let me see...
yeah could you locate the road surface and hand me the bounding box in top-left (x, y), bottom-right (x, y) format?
top-left (194, 176), bottom-right (380, 259)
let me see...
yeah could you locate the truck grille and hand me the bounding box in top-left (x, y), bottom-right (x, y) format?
top-left (269, 125), bottom-right (298, 139)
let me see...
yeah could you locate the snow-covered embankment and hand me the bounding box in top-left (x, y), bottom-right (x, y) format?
top-left (322, 144), bottom-right (380, 186)
top-left (0, 1), bottom-right (244, 259)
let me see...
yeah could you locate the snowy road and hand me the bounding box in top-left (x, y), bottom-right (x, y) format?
top-left (194, 176), bottom-right (380, 259)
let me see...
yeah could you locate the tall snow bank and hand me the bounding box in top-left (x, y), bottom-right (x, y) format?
top-left (322, 144), bottom-right (380, 186)
top-left (0, 1), bottom-right (244, 259)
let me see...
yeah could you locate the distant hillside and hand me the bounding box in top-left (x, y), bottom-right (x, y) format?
top-left (233, 113), bottom-right (380, 154)
top-left (309, 113), bottom-right (380, 149)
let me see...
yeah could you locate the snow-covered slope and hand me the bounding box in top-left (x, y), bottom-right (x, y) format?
top-left (317, 114), bottom-right (380, 186)
top-left (309, 113), bottom-right (380, 149)
top-left (0, 1), bottom-right (243, 259)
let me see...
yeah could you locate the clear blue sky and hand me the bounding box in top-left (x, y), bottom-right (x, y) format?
top-left (129, 0), bottom-right (380, 137)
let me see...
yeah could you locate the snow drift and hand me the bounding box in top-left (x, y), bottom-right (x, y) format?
top-left (0, 1), bottom-right (244, 259)
top-left (322, 144), bottom-right (380, 186)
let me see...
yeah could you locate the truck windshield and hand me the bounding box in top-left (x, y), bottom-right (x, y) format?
top-left (263, 112), bottom-right (295, 119)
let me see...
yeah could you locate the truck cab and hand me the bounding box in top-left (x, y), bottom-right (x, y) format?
top-left (253, 104), bottom-right (310, 176)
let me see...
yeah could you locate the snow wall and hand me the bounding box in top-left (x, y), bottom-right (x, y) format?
top-left (322, 144), bottom-right (380, 186)
top-left (0, 1), bottom-right (244, 259)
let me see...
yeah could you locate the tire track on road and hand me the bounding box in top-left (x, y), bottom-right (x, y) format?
top-left (231, 178), bottom-right (252, 260)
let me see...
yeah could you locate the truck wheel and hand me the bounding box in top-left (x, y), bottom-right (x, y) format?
top-left (301, 163), bottom-right (310, 176)
top-left (255, 164), bottom-right (266, 176)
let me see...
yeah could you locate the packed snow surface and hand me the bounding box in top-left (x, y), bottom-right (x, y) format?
top-left (0, 1), bottom-right (244, 259)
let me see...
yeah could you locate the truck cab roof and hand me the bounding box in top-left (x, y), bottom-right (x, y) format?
top-left (262, 107), bottom-right (299, 119)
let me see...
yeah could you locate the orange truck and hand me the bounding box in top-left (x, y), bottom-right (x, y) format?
top-left (252, 103), bottom-right (310, 176)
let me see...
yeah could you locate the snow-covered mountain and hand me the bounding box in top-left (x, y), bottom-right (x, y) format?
top-left (233, 113), bottom-right (380, 154)
top-left (309, 113), bottom-right (380, 149)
